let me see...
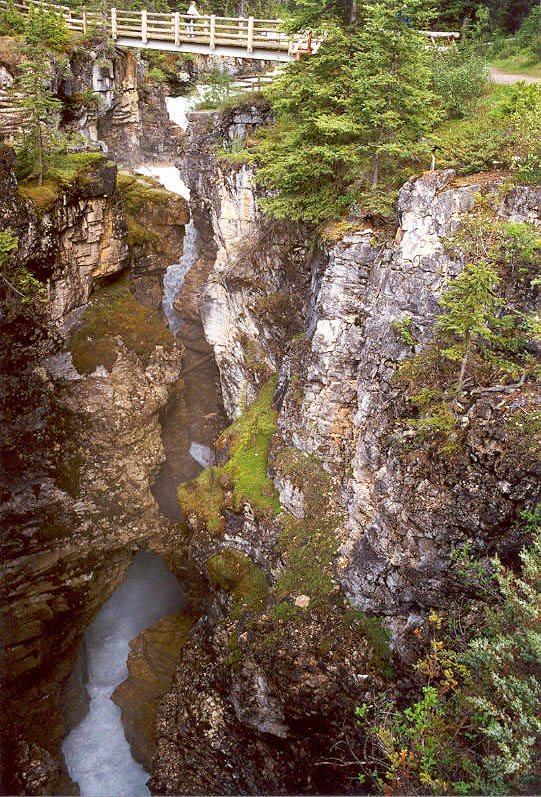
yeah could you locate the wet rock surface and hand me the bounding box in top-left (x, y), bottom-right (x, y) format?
top-left (0, 147), bottom-right (186, 792)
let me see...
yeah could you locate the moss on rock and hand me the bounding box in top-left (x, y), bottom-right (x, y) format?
top-left (70, 275), bottom-right (174, 374)
top-left (177, 377), bottom-right (281, 536)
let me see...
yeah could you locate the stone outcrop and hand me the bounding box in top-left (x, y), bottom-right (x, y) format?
top-left (0, 146), bottom-right (186, 793)
top-left (148, 105), bottom-right (540, 794)
top-left (0, 39), bottom-right (182, 166)
top-left (184, 106), bottom-right (310, 418)
top-left (112, 609), bottom-right (197, 771)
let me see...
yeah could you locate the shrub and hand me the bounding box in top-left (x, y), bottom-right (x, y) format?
top-left (357, 522), bottom-right (541, 795)
top-left (0, 227), bottom-right (45, 302)
top-left (148, 66), bottom-right (166, 83)
top-left (514, 6), bottom-right (541, 60)
top-left (431, 45), bottom-right (489, 119)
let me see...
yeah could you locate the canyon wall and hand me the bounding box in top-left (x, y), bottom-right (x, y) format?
top-left (0, 139), bottom-right (190, 792)
top-left (146, 107), bottom-right (540, 794)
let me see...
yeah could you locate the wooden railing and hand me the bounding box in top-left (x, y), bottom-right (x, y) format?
top-left (0, 0), bottom-right (459, 60)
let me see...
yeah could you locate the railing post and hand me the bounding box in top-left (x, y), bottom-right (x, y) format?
top-left (247, 15), bottom-right (254, 53)
top-left (82, 8), bottom-right (87, 34)
top-left (110, 7), bottom-right (117, 40)
top-left (141, 8), bottom-right (147, 43)
top-left (209, 13), bottom-right (215, 49)
top-left (174, 11), bottom-right (180, 45)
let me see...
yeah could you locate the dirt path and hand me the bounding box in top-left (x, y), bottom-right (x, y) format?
top-left (490, 68), bottom-right (541, 85)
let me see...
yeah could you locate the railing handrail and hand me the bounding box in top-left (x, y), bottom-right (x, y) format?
top-left (0, 0), bottom-right (459, 60)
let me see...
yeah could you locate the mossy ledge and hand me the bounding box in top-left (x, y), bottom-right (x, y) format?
top-left (69, 275), bottom-right (174, 374)
top-left (177, 377), bottom-right (281, 536)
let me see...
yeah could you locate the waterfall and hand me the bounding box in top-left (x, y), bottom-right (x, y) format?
top-left (62, 552), bottom-right (184, 796)
top-left (162, 219), bottom-right (198, 336)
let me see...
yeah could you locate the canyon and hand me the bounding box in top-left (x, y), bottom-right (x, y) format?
top-left (0, 37), bottom-right (539, 797)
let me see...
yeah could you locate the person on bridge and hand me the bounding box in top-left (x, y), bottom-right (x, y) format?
top-left (185, 1), bottom-right (201, 37)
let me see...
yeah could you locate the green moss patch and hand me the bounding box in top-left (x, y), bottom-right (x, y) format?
top-left (207, 549), bottom-right (269, 620)
top-left (177, 377), bottom-right (281, 536)
top-left (273, 449), bottom-right (342, 607)
top-left (117, 172), bottom-right (173, 214)
top-left (70, 275), bottom-right (174, 374)
top-left (18, 179), bottom-right (59, 211)
top-left (17, 153), bottom-right (109, 207)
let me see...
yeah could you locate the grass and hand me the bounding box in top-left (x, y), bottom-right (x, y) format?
top-left (70, 275), bottom-right (174, 374)
top-left (490, 54), bottom-right (541, 79)
top-left (177, 377), bottom-right (281, 536)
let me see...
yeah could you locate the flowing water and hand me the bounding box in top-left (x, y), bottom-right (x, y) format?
top-left (62, 88), bottom-right (227, 793)
top-left (62, 552), bottom-right (184, 795)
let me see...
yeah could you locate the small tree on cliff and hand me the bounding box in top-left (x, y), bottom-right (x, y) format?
top-left (13, 42), bottom-right (63, 186)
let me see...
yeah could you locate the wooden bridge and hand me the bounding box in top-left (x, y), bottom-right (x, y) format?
top-left (0, 0), bottom-right (460, 61)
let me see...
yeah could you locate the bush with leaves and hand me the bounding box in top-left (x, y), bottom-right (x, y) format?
top-left (431, 44), bottom-right (489, 119)
top-left (356, 512), bottom-right (541, 795)
top-left (0, 228), bottom-right (45, 302)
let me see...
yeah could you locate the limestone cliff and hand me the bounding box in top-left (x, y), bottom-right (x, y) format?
top-left (0, 146), bottom-right (185, 794)
top-left (147, 107), bottom-right (539, 794)
top-left (0, 38), bottom-right (182, 166)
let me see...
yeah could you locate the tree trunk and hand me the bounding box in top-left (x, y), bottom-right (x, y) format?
top-left (37, 123), bottom-right (43, 187)
top-left (458, 334), bottom-right (472, 392)
top-left (350, 0), bottom-right (358, 24)
top-left (371, 152), bottom-right (379, 188)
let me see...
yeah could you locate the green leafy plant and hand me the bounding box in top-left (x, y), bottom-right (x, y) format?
top-left (357, 523), bottom-right (541, 794)
top-left (431, 44), bottom-right (489, 119)
top-left (0, 228), bottom-right (45, 302)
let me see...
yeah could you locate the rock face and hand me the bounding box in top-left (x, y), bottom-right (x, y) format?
top-left (0, 146), bottom-right (185, 794)
top-left (112, 609), bottom-right (197, 771)
top-left (185, 106), bottom-right (310, 418)
top-left (148, 107), bottom-right (540, 794)
top-left (0, 40), bottom-right (182, 166)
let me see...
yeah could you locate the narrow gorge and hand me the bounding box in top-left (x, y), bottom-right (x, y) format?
top-left (0, 21), bottom-right (539, 797)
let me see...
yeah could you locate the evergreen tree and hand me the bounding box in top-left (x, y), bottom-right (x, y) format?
top-left (13, 42), bottom-right (63, 186)
top-left (256, 0), bottom-right (440, 223)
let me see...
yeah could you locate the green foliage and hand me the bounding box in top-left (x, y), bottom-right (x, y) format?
top-left (177, 378), bottom-right (281, 536)
top-left (12, 39), bottom-right (64, 186)
top-left (433, 82), bottom-right (541, 178)
top-left (0, 0), bottom-right (25, 35)
top-left (195, 67), bottom-right (236, 109)
top-left (256, 0), bottom-right (441, 223)
top-left (392, 316), bottom-right (415, 345)
top-left (0, 227), bottom-right (45, 302)
top-left (215, 136), bottom-right (255, 165)
top-left (358, 526), bottom-right (541, 794)
top-left (147, 66), bottom-right (166, 83)
top-left (514, 6), bottom-right (541, 59)
top-left (69, 276), bottom-right (174, 373)
top-left (24, 4), bottom-right (70, 51)
top-left (397, 195), bottom-right (540, 448)
top-left (431, 45), bottom-right (489, 119)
